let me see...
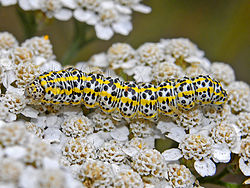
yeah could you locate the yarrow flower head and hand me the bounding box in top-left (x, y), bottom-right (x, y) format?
top-left (23, 137), bottom-right (53, 167)
top-left (239, 137), bottom-right (250, 163)
top-left (237, 112), bottom-right (250, 137)
top-left (0, 32), bottom-right (18, 49)
top-left (114, 168), bottom-right (144, 188)
top-left (211, 120), bottom-right (240, 150)
top-left (89, 109), bottom-right (116, 132)
top-left (15, 62), bottom-right (40, 88)
top-left (22, 36), bottom-right (54, 60)
top-left (61, 114), bottom-right (94, 138)
top-left (131, 148), bottom-right (167, 178)
top-left (13, 46), bottom-right (34, 65)
top-left (37, 168), bottom-right (66, 188)
top-left (152, 61), bottom-right (183, 82)
top-left (25, 122), bottom-right (44, 138)
top-left (1, 1), bottom-right (151, 40)
top-left (160, 38), bottom-right (204, 60)
top-left (227, 81), bottom-right (250, 112)
top-left (0, 88), bottom-right (27, 114)
top-left (174, 107), bottom-right (204, 130)
top-left (239, 137), bottom-right (250, 176)
top-left (136, 42), bottom-right (165, 66)
top-left (179, 133), bottom-right (213, 161)
top-left (107, 42), bottom-right (136, 70)
top-left (210, 62), bottom-right (235, 85)
top-left (0, 122), bottom-right (28, 147)
top-left (165, 164), bottom-right (196, 188)
top-left (97, 140), bottom-right (127, 164)
top-left (62, 137), bottom-right (97, 165)
top-left (129, 118), bottom-right (154, 138)
top-left (76, 159), bottom-right (115, 187)
top-left (0, 158), bottom-right (24, 183)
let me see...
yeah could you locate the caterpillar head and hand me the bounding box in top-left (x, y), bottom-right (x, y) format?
top-left (211, 80), bottom-right (228, 105)
top-left (25, 79), bottom-right (45, 102)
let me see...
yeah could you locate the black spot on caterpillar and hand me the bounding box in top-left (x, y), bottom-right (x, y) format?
top-left (25, 67), bottom-right (227, 120)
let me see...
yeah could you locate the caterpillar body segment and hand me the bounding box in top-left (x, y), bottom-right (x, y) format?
top-left (25, 67), bottom-right (228, 120)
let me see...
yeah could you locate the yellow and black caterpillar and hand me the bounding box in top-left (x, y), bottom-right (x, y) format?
top-left (25, 67), bottom-right (227, 120)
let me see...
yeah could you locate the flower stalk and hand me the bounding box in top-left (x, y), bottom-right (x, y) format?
top-left (16, 7), bottom-right (38, 38)
top-left (62, 21), bottom-right (96, 65)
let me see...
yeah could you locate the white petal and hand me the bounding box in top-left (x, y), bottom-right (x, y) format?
top-left (43, 157), bottom-right (60, 169)
top-left (73, 9), bottom-right (97, 25)
top-left (33, 56), bottom-right (46, 66)
top-left (32, 115), bottom-right (47, 129)
top-left (86, 133), bottom-right (104, 148)
top-left (95, 24), bottom-right (114, 40)
top-left (46, 115), bottom-right (60, 128)
top-left (85, 12), bottom-right (98, 25)
top-left (73, 8), bottom-right (89, 22)
top-left (211, 144), bottom-right (231, 163)
top-left (0, 147), bottom-right (3, 158)
top-left (157, 121), bottom-right (186, 143)
top-left (122, 146), bottom-right (138, 157)
top-left (65, 172), bottom-right (83, 188)
top-left (97, 131), bottom-right (112, 141)
top-left (239, 157), bottom-right (250, 176)
top-left (0, 183), bottom-right (16, 188)
top-left (1, 0), bottom-right (17, 6)
top-left (88, 52), bottom-right (108, 67)
top-left (21, 106), bottom-right (39, 118)
top-left (230, 124), bottom-right (242, 154)
top-left (19, 166), bottom-right (39, 188)
top-left (18, 0), bottom-right (32, 10)
top-left (123, 60), bottom-right (138, 70)
top-left (132, 65), bottom-right (152, 82)
top-left (112, 20), bottom-right (132, 35)
top-left (194, 159), bottom-right (216, 177)
top-left (162, 148), bottom-right (183, 162)
top-left (132, 4), bottom-right (152, 13)
top-left (29, 0), bottom-right (40, 9)
top-left (44, 128), bottom-right (62, 143)
top-left (54, 9), bottom-right (72, 21)
top-left (101, 1), bottom-right (115, 9)
top-left (115, 4), bottom-right (132, 14)
top-left (185, 56), bottom-right (210, 70)
top-left (110, 125), bottom-right (129, 142)
top-left (61, 106), bottom-right (82, 116)
top-left (3, 70), bottom-right (16, 89)
top-left (75, 62), bottom-right (88, 71)
top-left (6, 113), bottom-right (16, 122)
top-left (243, 178), bottom-right (250, 184)
top-left (4, 146), bottom-right (27, 159)
top-left (40, 60), bottom-right (62, 72)
top-left (61, 0), bottom-right (77, 9)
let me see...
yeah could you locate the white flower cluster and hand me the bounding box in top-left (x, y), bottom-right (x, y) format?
top-left (86, 38), bottom-right (233, 84)
top-left (0, 121), bottom-right (81, 188)
top-left (0, 0), bottom-right (151, 40)
top-left (0, 32), bottom-right (61, 122)
top-left (0, 32), bottom-right (249, 187)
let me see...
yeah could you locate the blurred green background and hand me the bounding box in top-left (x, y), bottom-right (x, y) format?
top-left (0, 0), bottom-right (249, 83)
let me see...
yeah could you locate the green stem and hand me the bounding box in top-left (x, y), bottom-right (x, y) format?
top-left (198, 167), bottom-right (228, 183)
top-left (16, 6), bottom-right (37, 38)
top-left (61, 21), bottom-right (96, 66)
top-left (198, 167), bottom-right (241, 187)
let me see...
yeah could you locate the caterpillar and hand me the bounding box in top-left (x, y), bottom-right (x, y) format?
top-left (25, 67), bottom-right (227, 121)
